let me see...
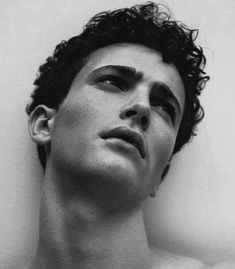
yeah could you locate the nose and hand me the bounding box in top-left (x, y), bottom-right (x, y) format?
top-left (119, 101), bottom-right (151, 131)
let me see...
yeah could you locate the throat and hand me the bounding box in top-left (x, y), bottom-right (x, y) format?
top-left (33, 186), bottom-right (152, 269)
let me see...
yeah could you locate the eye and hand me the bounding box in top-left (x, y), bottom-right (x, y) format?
top-left (96, 75), bottom-right (126, 92)
top-left (151, 98), bottom-right (176, 124)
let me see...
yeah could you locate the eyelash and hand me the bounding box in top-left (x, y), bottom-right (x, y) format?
top-left (96, 75), bottom-right (126, 91)
top-left (96, 75), bottom-right (176, 123)
top-left (151, 98), bottom-right (176, 123)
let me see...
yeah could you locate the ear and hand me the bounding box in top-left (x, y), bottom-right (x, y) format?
top-left (149, 163), bottom-right (171, 198)
top-left (28, 105), bottom-right (56, 148)
top-left (161, 163), bottom-right (171, 181)
top-left (149, 188), bottom-right (157, 198)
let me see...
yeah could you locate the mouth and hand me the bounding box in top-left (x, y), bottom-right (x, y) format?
top-left (101, 126), bottom-right (146, 159)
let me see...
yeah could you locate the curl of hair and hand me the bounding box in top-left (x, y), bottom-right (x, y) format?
top-left (26, 2), bottom-right (209, 169)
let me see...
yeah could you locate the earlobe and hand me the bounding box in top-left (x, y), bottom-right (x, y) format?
top-left (161, 163), bottom-right (171, 182)
top-left (28, 105), bottom-right (56, 146)
top-left (149, 180), bottom-right (159, 197)
top-left (149, 188), bottom-right (157, 197)
top-left (149, 163), bottom-right (171, 198)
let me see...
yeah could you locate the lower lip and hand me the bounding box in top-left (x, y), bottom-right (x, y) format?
top-left (104, 138), bottom-right (142, 158)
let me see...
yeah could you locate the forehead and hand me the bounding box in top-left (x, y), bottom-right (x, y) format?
top-left (73, 43), bottom-right (185, 107)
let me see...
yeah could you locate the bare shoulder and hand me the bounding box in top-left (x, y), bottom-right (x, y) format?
top-left (151, 248), bottom-right (235, 269)
top-left (204, 261), bottom-right (235, 269)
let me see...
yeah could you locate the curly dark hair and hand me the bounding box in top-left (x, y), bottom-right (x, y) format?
top-left (26, 2), bottom-right (209, 169)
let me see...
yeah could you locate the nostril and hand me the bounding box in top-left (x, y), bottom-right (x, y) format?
top-left (141, 116), bottom-right (148, 129)
top-left (125, 110), bottom-right (137, 117)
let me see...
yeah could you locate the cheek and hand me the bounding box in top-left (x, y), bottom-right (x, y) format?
top-left (50, 98), bottom-right (95, 161)
top-left (54, 92), bottom-right (101, 140)
top-left (149, 126), bottom-right (176, 177)
top-left (58, 89), bottom-right (116, 129)
top-left (50, 89), bottom-right (117, 166)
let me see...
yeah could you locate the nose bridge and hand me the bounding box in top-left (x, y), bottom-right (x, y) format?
top-left (120, 84), bottom-right (151, 130)
top-left (130, 83), bottom-right (150, 108)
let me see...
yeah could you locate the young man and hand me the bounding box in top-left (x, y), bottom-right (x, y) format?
top-left (26, 2), bottom-right (209, 268)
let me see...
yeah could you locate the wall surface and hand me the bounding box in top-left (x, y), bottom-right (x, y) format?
top-left (0, 0), bottom-right (235, 268)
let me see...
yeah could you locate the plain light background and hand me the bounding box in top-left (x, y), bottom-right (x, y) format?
top-left (0, 0), bottom-right (235, 268)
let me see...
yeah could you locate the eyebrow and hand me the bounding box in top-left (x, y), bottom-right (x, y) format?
top-left (88, 65), bottom-right (182, 114)
top-left (87, 65), bottom-right (143, 81)
top-left (151, 82), bottom-right (182, 115)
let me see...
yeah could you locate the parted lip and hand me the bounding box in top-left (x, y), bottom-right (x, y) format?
top-left (101, 126), bottom-right (146, 159)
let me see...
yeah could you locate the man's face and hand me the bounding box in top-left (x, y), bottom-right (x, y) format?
top-left (48, 43), bottom-right (185, 207)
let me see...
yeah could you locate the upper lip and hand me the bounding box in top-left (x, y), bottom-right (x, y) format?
top-left (101, 126), bottom-right (146, 158)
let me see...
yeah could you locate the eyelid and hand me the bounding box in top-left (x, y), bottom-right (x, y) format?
top-left (151, 83), bottom-right (182, 118)
top-left (96, 74), bottom-right (121, 81)
top-left (151, 97), bottom-right (176, 124)
top-left (95, 74), bottom-right (129, 91)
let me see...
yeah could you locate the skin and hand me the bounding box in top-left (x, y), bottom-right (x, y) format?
top-left (28, 43), bottom-right (185, 269)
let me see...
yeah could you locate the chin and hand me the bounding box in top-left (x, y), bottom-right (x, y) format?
top-left (98, 147), bottom-right (144, 178)
top-left (75, 157), bottom-right (148, 208)
top-left (51, 146), bottom-right (150, 209)
top-left (88, 154), bottom-right (141, 186)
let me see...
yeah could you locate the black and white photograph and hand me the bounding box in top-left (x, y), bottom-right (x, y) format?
top-left (0, 1), bottom-right (235, 268)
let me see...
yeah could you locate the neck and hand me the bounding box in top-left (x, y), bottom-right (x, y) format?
top-left (31, 167), bottom-right (152, 269)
